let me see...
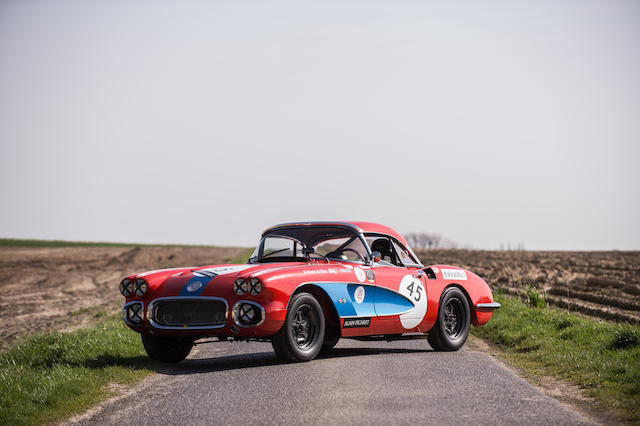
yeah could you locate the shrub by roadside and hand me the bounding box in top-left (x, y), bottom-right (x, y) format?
top-left (471, 292), bottom-right (640, 421)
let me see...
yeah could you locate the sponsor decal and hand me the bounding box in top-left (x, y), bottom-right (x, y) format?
top-left (338, 298), bottom-right (347, 304)
top-left (354, 267), bottom-right (366, 283)
top-left (442, 269), bottom-right (467, 280)
top-left (303, 268), bottom-right (339, 275)
top-left (366, 269), bottom-right (375, 282)
top-left (398, 275), bottom-right (428, 329)
top-left (343, 317), bottom-right (371, 328)
top-left (186, 281), bottom-right (203, 293)
top-left (354, 286), bottom-right (365, 304)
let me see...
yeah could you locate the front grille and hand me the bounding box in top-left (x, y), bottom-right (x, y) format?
top-left (152, 299), bottom-right (227, 327)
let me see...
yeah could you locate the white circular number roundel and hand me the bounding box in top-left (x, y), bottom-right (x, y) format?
top-left (398, 275), bottom-right (427, 329)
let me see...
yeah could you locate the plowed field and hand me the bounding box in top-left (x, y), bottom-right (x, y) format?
top-left (1, 246), bottom-right (638, 350)
top-left (0, 246), bottom-right (249, 350)
top-left (415, 249), bottom-right (640, 324)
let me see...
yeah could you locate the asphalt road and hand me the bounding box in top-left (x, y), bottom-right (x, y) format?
top-left (73, 339), bottom-right (592, 425)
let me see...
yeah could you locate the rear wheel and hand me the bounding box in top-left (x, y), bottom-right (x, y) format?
top-left (272, 292), bottom-right (325, 362)
top-left (141, 334), bottom-right (194, 363)
top-left (427, 287), bottom-right (470, 351)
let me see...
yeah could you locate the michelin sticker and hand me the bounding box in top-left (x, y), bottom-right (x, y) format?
top-left (442, 269), bottom-right (467, 280)
top-left (398, 275), bottom-right (427, 329)
top-left (354, 267), bottom-right (366, 283)
top-left (354, 286), bottom-right (365, 304)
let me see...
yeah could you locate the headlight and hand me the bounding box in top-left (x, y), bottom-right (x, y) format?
top-left (134, 278), bottom-right (148, 296)
top-left (120, 279), bottom-right (133, 297)
top-left (249, 278), bottom-right (262, 296)
top-left (234, 278), bottom-right (247, 295)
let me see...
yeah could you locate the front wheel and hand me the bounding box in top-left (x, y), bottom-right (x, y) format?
top-left (271, 292), bottom-right (325, 362)
top-left (141, 334), bottom-right (194, 363)
top-left (427, 287), bottom-right (470, 351)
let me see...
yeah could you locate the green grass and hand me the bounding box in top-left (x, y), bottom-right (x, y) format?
top-left (0, 316), bottom-right (157, 425)
top-left (471, 292), bottom-right (640, 421)
top-left (0, 238), bottom-right (220, 248)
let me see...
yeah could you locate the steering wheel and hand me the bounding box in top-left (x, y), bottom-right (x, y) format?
top-left (341, 248), bottom-right (365, 262)
top-left (307, 252), bottom-right (329, 262)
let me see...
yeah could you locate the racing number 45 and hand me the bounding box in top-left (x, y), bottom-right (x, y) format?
top-left (406, 281), bottom-right (423, 302)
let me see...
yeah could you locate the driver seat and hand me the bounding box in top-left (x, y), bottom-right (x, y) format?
top-left (370, 238), bottom-right (394, 264)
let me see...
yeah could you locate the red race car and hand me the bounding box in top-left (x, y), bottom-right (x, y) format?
top-left (120, 221), bottom-right (500, 363)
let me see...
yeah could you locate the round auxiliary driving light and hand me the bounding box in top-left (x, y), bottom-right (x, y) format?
top-left (234, 278), bottom-right (247, 295)
top-left (126, 303), bottom-right (143, 324)
top-left (233, 302), bottom-right (264, 327)
top-left (134, 278), bottom-right (148, 296)
top-left (120, 279), bottom-right (133, 297)
top-left (248, 278), bottom-right (262, 296)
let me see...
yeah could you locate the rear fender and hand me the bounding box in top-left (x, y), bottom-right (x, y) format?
top-left (423, 265), bottom-right (497, 327)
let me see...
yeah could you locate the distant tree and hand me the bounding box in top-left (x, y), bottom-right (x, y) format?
top-left (404, 232), bottom-right (450, 249)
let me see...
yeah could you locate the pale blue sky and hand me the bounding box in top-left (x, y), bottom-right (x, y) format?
top-left (1, 0), bottom-right (639, 249)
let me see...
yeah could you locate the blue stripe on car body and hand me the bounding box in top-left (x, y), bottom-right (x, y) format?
top-left (311, 282), bottom-right (415, 318)
top-left (179, 274), bottom-right (217, 296)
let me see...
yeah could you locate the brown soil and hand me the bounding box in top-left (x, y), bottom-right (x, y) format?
top-left (0, 246), bottom-right (249, 350)
top-left (415, 249), bottom-right (640, 324)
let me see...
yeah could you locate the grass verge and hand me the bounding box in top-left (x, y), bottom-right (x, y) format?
top-left (471, 292), bottom-right (640, 421)
top-left (0, 316), bottom-right (156, 425)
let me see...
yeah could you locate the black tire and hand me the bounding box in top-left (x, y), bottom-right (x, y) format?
top-left (321, 330), bottom-right (340, 353)
top-left (427, 287), bottom-right (470, 351)
top-left (271, 292), bottom-right (325, 362)
top-left (141, 334), bottom-right (194, 363)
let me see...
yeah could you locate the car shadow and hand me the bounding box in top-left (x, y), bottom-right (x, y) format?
top-left (76, 344), bottom-right (433, 376)
top-left (157, 345), bottom-right (432, 376)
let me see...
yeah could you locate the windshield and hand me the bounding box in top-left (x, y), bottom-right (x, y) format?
top-left (249, 226), bottom-right (370, 264)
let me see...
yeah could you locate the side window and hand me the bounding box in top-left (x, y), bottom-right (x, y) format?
top-left (391, 240), bottom-right (420, 267)
top-left (366, 235), bottom-right (399, 266)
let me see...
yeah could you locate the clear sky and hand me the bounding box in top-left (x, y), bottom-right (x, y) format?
top-left (1, 0), bottom-right (638, 250)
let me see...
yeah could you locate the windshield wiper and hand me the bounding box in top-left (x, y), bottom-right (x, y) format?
top-left (261, 247), bottom-right (291, 258)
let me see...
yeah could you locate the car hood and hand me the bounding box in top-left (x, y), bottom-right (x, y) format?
top-left (134, 262), bottom-right (307, 297)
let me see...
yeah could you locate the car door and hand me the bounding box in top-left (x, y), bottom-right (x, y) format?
top-left (370, 237), bottom-right (428, 331)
